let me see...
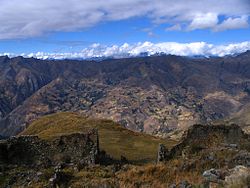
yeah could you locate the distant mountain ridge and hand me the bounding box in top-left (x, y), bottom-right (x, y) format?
top-left (0, 51), bottom-right (250, 137)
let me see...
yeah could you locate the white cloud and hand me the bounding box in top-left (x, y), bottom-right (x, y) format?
top-left (187, 13), bottom-right (218, 30)
top-left (0, 0), bottom-right (249, 39)
top-left (2, 41), bottom-right (250, 59)
top-left (210, 41), bottom-right (250, 56)
top-left (165, 24), bottom-right (182, 31)
top-left (213, 16), bottom-right (249, 31)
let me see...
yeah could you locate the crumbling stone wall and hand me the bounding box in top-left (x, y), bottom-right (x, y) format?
top-left (184, 124), bottom-right (247, 144)
top-left (158, 124), bottom-right (250, 161)
top-left (157, 144), bottom-right (168, 163)
top-left (0, 129), bottom-right (99, 167)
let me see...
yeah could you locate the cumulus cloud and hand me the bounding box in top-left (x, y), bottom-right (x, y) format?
top-left (213, 16), bottom-right (249, 31)
top-left (0, 0), bottom-right (249, 39)
top-left (2, 41), bottom-right (250, 59)
top-left (187, 13), bottom-right (218, 30)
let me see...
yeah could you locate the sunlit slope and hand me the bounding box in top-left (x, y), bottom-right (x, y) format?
top-left (21, 112), bottom-right (176, 162)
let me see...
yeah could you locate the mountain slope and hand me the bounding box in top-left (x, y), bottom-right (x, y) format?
top-left (224, 104), bottom-right (250, 133)
top-left (1, 52), bottom-right (250, 137)
top-left (20, 112), bottom-right (176, 162)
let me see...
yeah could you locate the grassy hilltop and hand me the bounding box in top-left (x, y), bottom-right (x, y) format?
top-left (21, 112), bottom-right (176, 162)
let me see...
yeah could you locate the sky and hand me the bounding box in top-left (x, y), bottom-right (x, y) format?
top-left (0, 0), bottom-right (250, 59)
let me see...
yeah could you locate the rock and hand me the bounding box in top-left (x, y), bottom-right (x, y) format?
top-left (49, 177), bottom-right (57, 188)
top-left (54, 164), bottom-right (63, 172)
top-left (27, 181), bottom-right (32, 186)
top-left (49, 166), bottom-right (64, 188)
top-left (120, 155), bottom-right (128, 164)
top-left (224, 165), bottom-right (250, 187)
top-left (229, 144), bottom-right (238, 149)
top-left (178, 180), bottom-right (192, 188)
top-left (231, 151), bottom-right (250, 167)
top-left (111, 164), bottom-right (122, 173)
top-left (169, 183), bottom-right (176, 188)
top-left (157, 143), bottom-right (168, 163)
top-left (36, 172), bottom-right (43, 176)
top-left (202, 168), bottom-right (224, 183)
top-left (33, 171), bottom-right (43, 183)
top-left (207, 154), bottom-right (215, 161)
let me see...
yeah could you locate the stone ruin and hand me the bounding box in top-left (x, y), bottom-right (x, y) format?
top-left (0, 129), bottom-right (101, 167)
top-left (157, 124), bottom-right (250, 162)
top-left (157, 144), bottom-right (168, 163)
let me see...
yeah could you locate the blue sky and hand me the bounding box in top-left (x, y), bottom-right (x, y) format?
top-left (0, 0), bottom-right (250, 58)
top-left (1, 18), bottom-right (250, 54)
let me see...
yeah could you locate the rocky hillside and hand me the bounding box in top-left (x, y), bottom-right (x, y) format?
top-left (1, 51), bottom-right (250, 137)
top-left (1, 121), bottom-right (250, 187)
top-left (119, 124), bottom-right (250, 187)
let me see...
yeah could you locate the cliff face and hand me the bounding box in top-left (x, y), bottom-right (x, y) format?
top-left (1, 52), bottom-right (250, 137)
top-left (0, 130), bottom-right (99, 167)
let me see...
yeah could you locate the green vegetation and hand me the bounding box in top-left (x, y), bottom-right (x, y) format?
top-left (21, 112), bottom-right (176, 162)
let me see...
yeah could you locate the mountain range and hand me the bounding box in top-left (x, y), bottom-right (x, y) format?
top-left (1, 51), bottom-right (250, 137)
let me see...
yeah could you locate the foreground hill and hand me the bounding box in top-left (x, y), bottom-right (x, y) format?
top-left (2, 121), bottom-right (250, 187)
top-left (1, 51), bottom-right (250, 137)
top-left (20, 112), bottom-right (176, 162)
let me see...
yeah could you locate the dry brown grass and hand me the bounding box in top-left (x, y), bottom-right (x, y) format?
top-left (20, 112), bottom-right (177, 162)
top-left (117, 162), bottom-right (204, 187)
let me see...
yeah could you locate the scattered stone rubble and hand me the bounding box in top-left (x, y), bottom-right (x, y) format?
top-left (203, 165), bottom-right (250, 187)
top-left (49, 164), bottom-right (68, 188)
top-left (202, 168), bottom-right (225, 185)
top-left (224, 165), bottom-right (250, 186)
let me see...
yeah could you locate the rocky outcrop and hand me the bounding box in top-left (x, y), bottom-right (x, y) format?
top-left (155, 124), bottom-right (250, 187)
top-left (0, 129), bottom-right (100, 167)
top-left (224, 165), bottom-right (250, 187)
top-left (161, 124), bottom-right (250, 161)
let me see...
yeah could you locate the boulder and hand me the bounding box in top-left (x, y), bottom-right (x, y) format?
top-left (224, 165), bottom-right (250, 187)
top-left (202, 168), bottom-right (225, 183)
top-left (178, 180), bottom-right (192, 188)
